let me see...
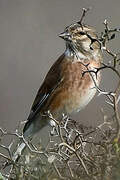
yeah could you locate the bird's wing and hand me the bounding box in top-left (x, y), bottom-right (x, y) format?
top-left (27, 54), bottom-right (65, 121)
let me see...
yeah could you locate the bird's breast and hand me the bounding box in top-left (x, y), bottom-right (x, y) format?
top-left (60, 59), bottom-right (101, 114)
top-left (45, 58), bottom-right (101, 118)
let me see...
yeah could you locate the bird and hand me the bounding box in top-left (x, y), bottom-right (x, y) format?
top-left (13, 20), bottom-right (102, 161)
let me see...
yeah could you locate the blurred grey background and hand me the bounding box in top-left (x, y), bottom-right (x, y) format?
top-left (0, 0), bottom-right (120, 135)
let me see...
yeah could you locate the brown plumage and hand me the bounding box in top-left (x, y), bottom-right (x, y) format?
top-left (23, 23), bottom-right (102, 138)
top-left (13, 22), bottom-right (102, 161)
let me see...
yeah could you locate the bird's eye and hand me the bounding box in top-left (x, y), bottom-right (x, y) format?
top-left (78, 32), bottom-right (85, 35)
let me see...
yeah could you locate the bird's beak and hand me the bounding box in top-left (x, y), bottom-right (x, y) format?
top-left (58, 32), bottom-right (71, 41)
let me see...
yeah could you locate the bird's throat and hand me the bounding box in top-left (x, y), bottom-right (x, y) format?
top-left (65, 47), bottom-right (87, 60)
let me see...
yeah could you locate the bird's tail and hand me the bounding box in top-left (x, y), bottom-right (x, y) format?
top-left (12, 142), bottom-right (26, 162)
top-left (12, 115), bottom-right (49, 162)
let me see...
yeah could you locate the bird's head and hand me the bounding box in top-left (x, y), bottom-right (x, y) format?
top-left (59, 22), bottom-right (101, 59)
